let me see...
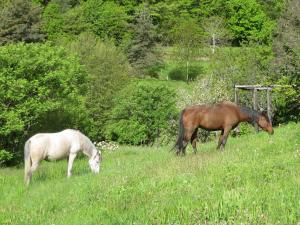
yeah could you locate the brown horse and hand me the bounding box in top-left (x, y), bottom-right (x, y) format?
top-left (174, 101), bottom-right (274, 155)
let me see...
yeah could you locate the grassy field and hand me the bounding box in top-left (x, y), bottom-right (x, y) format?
top-left (0, 123), bottom-right (299, 225)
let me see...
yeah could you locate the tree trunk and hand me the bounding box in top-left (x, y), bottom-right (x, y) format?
top-left (186, 60), bottom-right (189, 83)
top-left (212, 33), bottom-right (216, 54)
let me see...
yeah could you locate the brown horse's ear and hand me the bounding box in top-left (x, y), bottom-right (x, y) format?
top-left (261, 110), bottom-right (267, 116)
top-left (261, 110), bottom-right (271, 122)
top-left (258, 108), bottom-right (267, 115)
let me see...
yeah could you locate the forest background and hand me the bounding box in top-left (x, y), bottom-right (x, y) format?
top-left (0, 0), bottom-right (299, 165)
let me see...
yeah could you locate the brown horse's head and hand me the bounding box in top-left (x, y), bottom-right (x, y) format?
top-left (257, 111), bottom-right (274, 135)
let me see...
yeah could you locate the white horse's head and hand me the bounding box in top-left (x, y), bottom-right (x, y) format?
top-left (89, 149), bottom-right (101, 174)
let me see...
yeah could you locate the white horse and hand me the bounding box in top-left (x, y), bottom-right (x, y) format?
top-left (24, 129), bottom-right (101, 185)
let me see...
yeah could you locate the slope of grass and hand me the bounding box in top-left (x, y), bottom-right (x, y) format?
top-left (0, 123), bottom-right (299, 224)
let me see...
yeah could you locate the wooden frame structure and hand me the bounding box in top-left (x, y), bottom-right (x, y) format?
top-left (234, 85), bottom-right (274, 132)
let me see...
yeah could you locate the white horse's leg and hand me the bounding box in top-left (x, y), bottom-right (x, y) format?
top-left (67, 153), bottom-right (77, 178)
top-left (26, 161), bottom-right (39, 185)
top-left (25, 170), bottom-right (32, 186)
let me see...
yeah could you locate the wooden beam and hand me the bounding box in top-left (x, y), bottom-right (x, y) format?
top-left (235, 86), bottom-right (273, 91)
top-left (253, 88), bottom-right (258, 132)
top-left (234, 87), bottom-right (240, 133)
top-left (267, 89), bottom-right (272, 124)
top-left (234, 87), bottom-right (239, 104)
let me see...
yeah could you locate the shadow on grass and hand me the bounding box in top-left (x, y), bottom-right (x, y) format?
top-left (31, 158), bottom-right (92, 184)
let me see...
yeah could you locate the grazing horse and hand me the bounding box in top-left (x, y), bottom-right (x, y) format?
top-left (24, 129), bottom-right (101, 185)
top-left (174, 101), bottom-right (274, 155)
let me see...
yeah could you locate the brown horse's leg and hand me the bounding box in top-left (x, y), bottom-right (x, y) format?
top-left (218, 126), bottom-right (232, 150)
top-left (181, 128), bottom-right (195, 155)
top-left (217, 130), bottom-right (224, 149)
top-left (191, 128), bottom-right (198, 154)
top-left (181, 140), bottom-right (188, 155)
top-left (221, 130), bottom-right (231, 148)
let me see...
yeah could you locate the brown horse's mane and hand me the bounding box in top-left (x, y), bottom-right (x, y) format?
top-left (239, 105), bottom-right (270, 124)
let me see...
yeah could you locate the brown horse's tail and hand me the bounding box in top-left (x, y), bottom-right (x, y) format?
top-left (172, 110), bottom-right (185, 151)
top-left (24, 140), bottom-right (32, 185)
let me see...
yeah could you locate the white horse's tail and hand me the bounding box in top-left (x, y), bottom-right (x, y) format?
top-left (24, 140), bottom-right (32, 185)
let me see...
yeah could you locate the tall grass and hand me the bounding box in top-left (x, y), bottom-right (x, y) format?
top-left (0, 123), bottom-right (299, 224)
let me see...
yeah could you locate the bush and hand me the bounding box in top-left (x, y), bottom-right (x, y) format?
top-left (146, 63), bottom-right (164, 78)
top-left (168, 65), bottom-right (203, 81)
top-left (188, 65), bottom-right (204, 80)
top-left (272, 77), bottom-right (300, 124)
top-left (231, 123), bottom-right (254, 137)
top-left (63, 33), bottom-right (130, 140)
top-left (176, 76), bottom-right (231, 110)
top-left (168, 67), bottom-right (185, 81)
top-left (0, 43), bottom-right (90, 165)
top-left (105, 82), bottom-right (178, 145)
top-left (0, 149), bottom-right (13, 166)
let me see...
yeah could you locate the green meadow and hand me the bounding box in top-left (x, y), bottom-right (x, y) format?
top-left (0, 123), bottom-right (299, 225)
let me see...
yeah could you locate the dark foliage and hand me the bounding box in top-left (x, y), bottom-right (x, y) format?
top-left (127, 5), bottom-right (159, 76)
top-left (0, 0), bottom-right (45, 45)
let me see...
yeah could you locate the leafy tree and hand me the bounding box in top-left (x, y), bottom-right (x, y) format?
top-left (272, 0), bottom-right (300, 123)
top-left (127, 5), bottom-right (160, 77)
top-left (42, 1), bottom-right (90, 41)
top-left (42, 2), bottom-right (64, 39)
top-left (208, 46), bottom-right (273, 87)
top-left (105, 82), bottom-right (177, 145)
top-left (0, 0), bottom-right (45, 45)
top-left (226, 0), bottom-right (275, 45)
top-left (43, 0), bottom-right (129, 44)
top-left (150, 1), bottom-right (204, 44)
top-left (171, 16), bottom-right (202, 82)
top-left (0, 43), bottom-right (89, 165)
top-left (202, 16), bottom-right (230, 54)
top-left (113, 0), bottom-right (141, 15)
top-left (83, 0), bottom-right (129, 44)
top-left (198, 0), bottom-right (227, 17)
top-left (257, 0), bottom-right (285, 20)
top-left (63, 33), bottom-right (130, 140)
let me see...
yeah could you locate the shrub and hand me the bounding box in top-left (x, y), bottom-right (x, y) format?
top-left (168, 65), bottom-right (203, 81)
top-left (146, 63), bottom-right (164, 78)
top-left (168, 67), bottom-right (185, 81)
top-left (94, 141), bottom-right (119, 152)
top-left (272, 77), bottom-right (300, 124)
top-left (0, 43), bottom-right (90, 165)
top-left (105, 82), bottom-right (178, 145)
top-left (176, 76), bottom-right (231, 109)
top-left (63, 33), bottom-right (130, 140)
top-left (0, 149), bottom-right (13, 166)
top-left (188, 65), bottom-right (204, 80)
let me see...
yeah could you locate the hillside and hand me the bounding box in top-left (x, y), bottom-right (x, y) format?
top-left (0, 123), bottom-right (299, 224)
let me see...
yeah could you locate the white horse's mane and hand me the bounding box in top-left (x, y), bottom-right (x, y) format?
top-left (79, 132), bottom-right (98, 156)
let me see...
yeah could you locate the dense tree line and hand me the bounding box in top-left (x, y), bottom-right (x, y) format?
top-left (0, 0), bottom-right (299, 165)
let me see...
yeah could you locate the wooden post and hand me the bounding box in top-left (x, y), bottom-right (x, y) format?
top-left (234, 87), bottom-right (239, 104)
top-left (267, 88), bottom-right (272, 124)
top-left (253, 88), bottom-right (258, 132)
top-left (186, 61), bottom-right (189, 83)
top-left (234, 87), bottom-right (240, 133)
top-left (212, 33), bottom-right (215, 54)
